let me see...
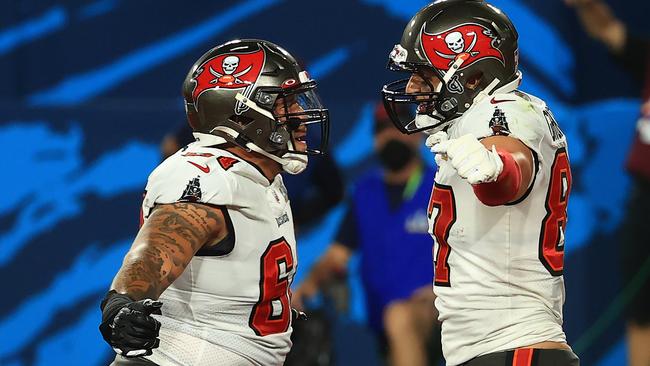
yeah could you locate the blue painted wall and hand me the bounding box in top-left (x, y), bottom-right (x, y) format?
top-left (1, 1), bottom-right (648, 365)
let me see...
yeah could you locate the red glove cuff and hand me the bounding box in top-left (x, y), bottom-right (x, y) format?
top-left (472, 149), bottom-right (522, 206)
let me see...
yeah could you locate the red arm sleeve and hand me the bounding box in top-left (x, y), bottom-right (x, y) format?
top-left (472, 149), bottom-right (522, 206)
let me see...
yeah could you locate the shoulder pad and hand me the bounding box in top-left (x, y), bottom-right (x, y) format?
top-left (450, 90), bottom-right (553, 155)
top-left (144, 147), bottom-right (239, 208)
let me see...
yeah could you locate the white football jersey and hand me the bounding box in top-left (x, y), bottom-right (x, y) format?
top-left (139, 138), bottom-right (297, 366)
top-left (429, 91), bottom-right (571, 365)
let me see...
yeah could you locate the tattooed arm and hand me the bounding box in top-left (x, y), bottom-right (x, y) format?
top-left (100, 202), bottom-right (226, 356)
top-left (111, 202), bottom-right (227, 300)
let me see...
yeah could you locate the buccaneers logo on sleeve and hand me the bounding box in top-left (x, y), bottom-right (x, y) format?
top-left (191, 47), bottom-right (266, 114)
top-left (179, 177), bottom-right (202, 202)
top-left (421, 23), bottom-right (505, 70)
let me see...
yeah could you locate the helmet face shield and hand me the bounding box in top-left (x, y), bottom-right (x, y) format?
top-left (266, 82), bottom-right (330, 156)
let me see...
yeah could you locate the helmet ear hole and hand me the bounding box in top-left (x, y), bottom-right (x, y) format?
top-left (465, 71), bottom-right (483, 90)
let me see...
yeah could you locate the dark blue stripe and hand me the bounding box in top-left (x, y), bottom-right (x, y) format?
top-left (28, 0), bottom-right (282, 106)
top-left (0, 6), bottom-right (67, 56)
top-left (0, 240), bottom-right (130, 359)
top-left (77, 0), bottom-right (120, 20)
top-left (308, 46), bottom-right (351, 79)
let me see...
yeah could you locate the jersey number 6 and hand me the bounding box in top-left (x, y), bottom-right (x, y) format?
top-left (249, 238), bottom-right (294, 336)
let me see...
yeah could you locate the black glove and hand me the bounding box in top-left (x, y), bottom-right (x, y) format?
top-left (99, 290), bottom-right (163, 357)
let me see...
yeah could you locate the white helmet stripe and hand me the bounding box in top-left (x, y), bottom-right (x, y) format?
top-left (235, 93), bottom-right (275, 119)
top-left (442, 55), bottom-right (467, 84)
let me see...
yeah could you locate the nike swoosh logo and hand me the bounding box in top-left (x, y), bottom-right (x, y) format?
top-left (490, 97), bottom-right (516, 104)
top-left (188, 161), bottom-right (210, 173)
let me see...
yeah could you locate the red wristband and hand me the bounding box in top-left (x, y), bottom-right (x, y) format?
top-left (472, 149), bottom-right (522, 206)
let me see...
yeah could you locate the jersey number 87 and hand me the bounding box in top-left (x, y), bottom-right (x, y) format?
top-left (428, 148), bottom-right (572, 285)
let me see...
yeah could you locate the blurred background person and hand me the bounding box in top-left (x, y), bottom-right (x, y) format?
top-left (293, 104), bottom-right (442, 366)
top-left (566, 1), bottom-right (650, 365)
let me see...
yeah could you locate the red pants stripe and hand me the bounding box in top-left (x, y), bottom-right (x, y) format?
top-left (513, 348), bottom-right (535, 366)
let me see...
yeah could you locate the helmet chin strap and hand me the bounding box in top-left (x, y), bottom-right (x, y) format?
top-left (275, 142), bottom-right (308, 175)
top-left (245, 139), bottom-right (308, 175)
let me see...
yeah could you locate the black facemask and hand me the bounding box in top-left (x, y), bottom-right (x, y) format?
top-left (378, 139), bottom-right (415, 172)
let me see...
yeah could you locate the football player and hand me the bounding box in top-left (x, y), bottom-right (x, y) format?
top-left (381, 1), bottom-right (579, 365)
top-left (99, 39), bottom-right (328, 366)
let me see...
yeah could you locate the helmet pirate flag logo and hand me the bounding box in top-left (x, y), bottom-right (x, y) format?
top-left (191, 47), bottom-right (266, 114)
top-left (421, 23), bottom-right (505, 71)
